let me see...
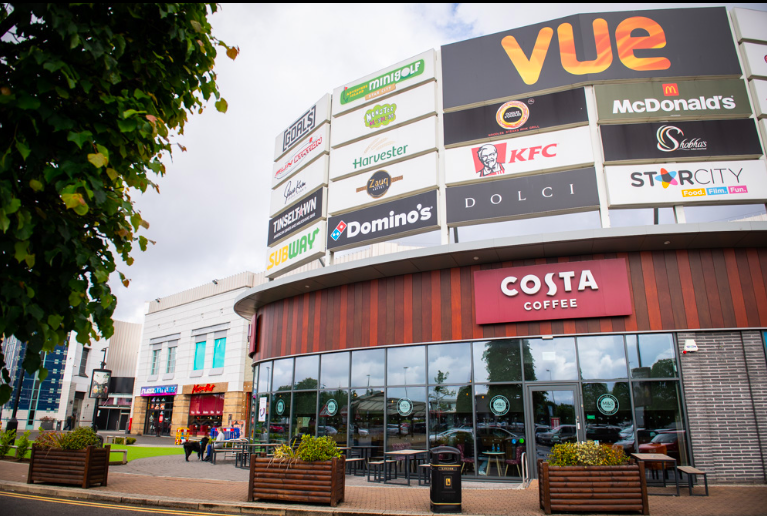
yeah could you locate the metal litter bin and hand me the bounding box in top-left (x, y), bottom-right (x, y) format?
top-left (430, 446), bottom-right (462, 513)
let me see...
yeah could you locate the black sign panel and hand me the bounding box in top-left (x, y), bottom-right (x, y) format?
top-left (327, 190), bottom-right (439, 250)
top-left (601, 119), bottom-right (763, 163)
top-left (441, 7), bottom-right (741, 110)
top-left (268, 188), bottom-right (324, 246)
top-left (444, 88), bottom-right (588, 146)
top-left (446, 168), bottom-right (599, 226)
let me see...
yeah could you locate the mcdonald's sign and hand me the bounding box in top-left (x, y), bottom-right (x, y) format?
top-left (595, 78), bottom-right (752, 123)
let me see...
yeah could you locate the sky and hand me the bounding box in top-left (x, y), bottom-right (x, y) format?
top-left (108, 3), bottom-right (767, 324)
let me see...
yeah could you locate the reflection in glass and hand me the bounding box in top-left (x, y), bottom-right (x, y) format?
top-left (386, 387), bottom-right (427, 451)
top-left (531, 388), bottom-right (577, 463)
top-left (351, 349), bottom-right (385, 387)
top-left (430, 384), bottom-right (473, 475)
top-left (632, 381), bottom-right (688, 465)
top-left (627, 334), bottom-right (677, 378)
top-left (684, 203), bottom-right (766, 223)
top-left (577, 336), bottom-right (627, 380)
top-left (257, 362), bottom-right (271, 393)
top-left (429, 343), bottom-right (471, 385)
top-left (253, 394), bottom-right (270, 441)
top-left (321, 352), bottom-right (349, 389)
top-left (269, 392), bottom-right (290, 443)
top-left (294, 355), bottom-right (319, 390)
top-left (610, 208), bottom-right (675, 227)
top-left (473, 340), bottom-right (522, 383)
top-left (581, 382), bottom-right (633, 445)
top-left (292, 391), bottom-right (317, 440)
top-left (272, 358), bottom-right (294, 391)
top-left (350, 388), bottom-right (384, 455)
top-left (388, 346), bottom-right (426, 385)
top-left (523, 338), bottom-right (577, 381)
top-left (319, 390), bottom-right (348, 446)
top-left (474, 384), bottom-right (526, 477)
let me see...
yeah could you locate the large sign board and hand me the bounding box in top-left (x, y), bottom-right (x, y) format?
top-left (265, 220), bottom-right (326, 279)
top-left (473, 259), bottom-right (632, 324)
top-left (332, 49), bottom-right (436, 117)
top-left (89, 369), bottom-right (111, 399)
top-left (328, 152), bottom-right (438, 214)
top-left (272, 124), bottom-right (330, 189)
top-left (595, 79), bottom-right (752, 123)
top-left (445, 126), bottom-right (594, 186)
top-left (731, 8), bottom-right (767, 44)
top-left (327, 190), bottom-right (439, 251)
top-left (273, 94), bottom-right (331, 161)
top-left (444, 88), bottom-right (588, 147)
top-left (267, 187), bottom-right (326, 246)
top-left (445, 167), bottom-right (600, 226)
top-left (605, 160), bottom-right (767, 207)
top-left (441, 7), bottom-right (741, 110)
top-left (751, 80), bottom-right (767, 119)
top-left (331, 82), bottom-right (436, 148)
top-left (270, 155), bottom-right (328, 217)
top-left (740, 42), bottom-right (767, 79)
top-left (601, 119), bottom-right (763, 163)
top-left (140, 385), bottom-right (178, 396)
top-left (329, 116), bottom-right (437, 180)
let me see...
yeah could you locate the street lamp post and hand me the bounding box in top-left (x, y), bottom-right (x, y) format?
top-left (91, 348), bottom-right (108, 431)
top-left (5, 344), bottom-right (27, 441)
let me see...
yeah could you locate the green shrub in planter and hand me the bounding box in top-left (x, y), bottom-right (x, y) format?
top-left (60, 427), bottom-right (102, 450)
top-left (126, 437), bottom-right (136, 445)
top-left (15, 431), bottom-right (32, 459)
top-left (296, 434), bottom-right (342, 462)
top-left (113, 437), bottom-right (125, 445)
top-left (548, 441), bottom-right (629, 466)
top-left (0, 429), bottom-right (15, 457)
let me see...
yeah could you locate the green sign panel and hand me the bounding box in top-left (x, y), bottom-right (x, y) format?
top-left (340, 59), bottom-right (425, 105)
top-left (595, 78), bottom-right (752, 123)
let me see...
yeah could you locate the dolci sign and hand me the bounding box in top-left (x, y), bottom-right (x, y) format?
top-left (474, 259), bottom-right (632, 324)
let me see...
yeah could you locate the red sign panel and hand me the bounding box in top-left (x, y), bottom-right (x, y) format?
top-left (473, 258), bottom-right (632, 324)
top-left (192, 383), bottom-right (216, 394)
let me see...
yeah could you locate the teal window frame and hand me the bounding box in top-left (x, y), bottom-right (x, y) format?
top-left (150, 349), bottom-right (160, 375)
top-left (212, 337), bottom-right (226, 369)
top-left (194, 340), bottom-right (206, 371)
top-left (166, 347), bottom-right (176, 374)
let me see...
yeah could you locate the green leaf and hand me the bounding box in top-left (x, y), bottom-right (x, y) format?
top-left (69, 291), bottom-right (82, 307)
top-left (5, 198), bottom-right (21, 215)
top-left (16, 140), bottom-right (31, 161)
top-left (117, 118), bottom-right (137, 132)
top-left (67, 130), bottom-right (93, 149)
top-left (139, 235), bottom-right (148, 251)
top-left (215, 98), bottom-right (228, 113)
top-left (88, 153), bottom-right (108, 168)
top-left (106, 168), bottom-right (118, 181)
top-left (93, 268), bottom-right (109, 283)
top-left (37, 368), bottom-right (48, 382)
top-left (29, 179), bottom-right (44, 192)
top-left (96, 145), bottom-right (109, 159)
top-left (190, 20), bottom-right (203, 33)
top-left (18, 95), bottom-right (41, 110)
top-left (0, 385), bottom-right (12, 406)
top-left (48, 314), bottom-right (64, 329)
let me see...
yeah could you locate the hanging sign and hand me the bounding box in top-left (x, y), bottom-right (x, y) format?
top-left (273, 94), bottom-right (331, 161)
top-left (272, 124), bottom-right (330, 189)
top-left (269, 155), bottom-right (329, 217)
top-left (258, 397), bottom-right (267, 422)
top-left (265, 220), bottom-right (326, 279)
top-left (267, 187), bottom-right (326, 246)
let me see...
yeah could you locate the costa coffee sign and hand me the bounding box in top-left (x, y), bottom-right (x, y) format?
top-left (445, 126), bottom-right (594, 186)
top-left (474, 259), bottom-right (632, 324)
top-left (273, 94), bottom-right (331, 161)
top-left (443, 88), bottom-right (588, 147)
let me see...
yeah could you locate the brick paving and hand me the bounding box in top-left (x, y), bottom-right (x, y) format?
top-left (1, 458), bottom-right (766, 515)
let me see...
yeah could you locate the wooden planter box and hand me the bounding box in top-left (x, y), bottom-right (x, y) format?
top-left (28, 445), bottom-right (110, 488)
top-left (248, 455), bottom-right (345, 507)
top-left (538, 460), bottom-right (649, 515)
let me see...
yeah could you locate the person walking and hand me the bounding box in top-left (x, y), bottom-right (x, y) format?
top-left (64, 414), bottom-right (73, 430)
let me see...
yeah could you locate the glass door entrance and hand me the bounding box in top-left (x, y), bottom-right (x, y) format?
top-left (527, 384), bottom-right (583, 465)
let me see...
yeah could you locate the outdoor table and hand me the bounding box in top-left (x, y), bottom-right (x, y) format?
top-left (350, 445), bottom-right (378, 460)
top-left (383, 449), bottom-right (428, 486)
top-left (480, 451), bottom-right (505, 477)
top-left (631, 453), bottom-right (680, 496)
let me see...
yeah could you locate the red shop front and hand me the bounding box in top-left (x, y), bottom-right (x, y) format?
top-left (188, 393), bottom-right (225, 437)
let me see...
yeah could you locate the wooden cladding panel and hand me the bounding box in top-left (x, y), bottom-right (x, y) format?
top-left (251, 248), bottom-right (767, 361)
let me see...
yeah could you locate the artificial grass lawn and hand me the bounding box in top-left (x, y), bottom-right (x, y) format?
top-left (109, 444), bottom-right (184, 462)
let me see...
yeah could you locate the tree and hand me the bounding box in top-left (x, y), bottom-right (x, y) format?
top-left (0, 4), bottom-right (238, 404)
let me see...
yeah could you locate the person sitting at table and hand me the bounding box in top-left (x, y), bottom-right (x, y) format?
top-left (203, 427), bottom-right (226, 461)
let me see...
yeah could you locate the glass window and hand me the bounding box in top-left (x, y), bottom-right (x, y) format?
top-left (253, 393), bottom-right (269, 441)
top-left (166, 347), bottom-right (176, 374)
top-left (321, 352), bottom-right (349, 389)
top-left (610, 207), bottom-right (676, 227)
top-left (523, 337), bottom-right (577, 381)
top-left (257, 362), bottom-right (272, 393)
top-left (294, 355), bottom-right (319, 390)
top-left (577, 335), bottom-right (627, 380)
top-left (429, 383), bottom-right (473, 457)
top-left (350, 388), bottom-right (384, 455)
top-left (150, 349), bottom-right (160, 375)
top-left (632, 381), bottom-right (688, 465)
top-left (269, 391), bottom-right (291, 443)
top-left (193, 340), bottom-right (205, 371)
top-left (319, 390), bottom-right (348, 447)
top-left (581, 382), bottom-right (633, 445)
top-left (473, 340), bottom-right (522, 383)
top-left (212, 337), bottom-right (226, 369)
top-left (272, 358), bottom-right (294, 391)
top-left (474, 384), bottom-right (526, 477)
top-left (683, 203), bottom-right (766, 223)
top-left (387, 346), bottom-right (426, 386)
top-left (351, 349), bottom-right (385, 387)
top-left (386, 387), bottom-right (427, 451)
top-left (292, 391), bottom-right (317, 440)
top-left (627, 334), bottom-right (677, 378)
top-left (78, 348), bottom-right (89, 376)
top-left (428, 343), bottom-right (471, 385)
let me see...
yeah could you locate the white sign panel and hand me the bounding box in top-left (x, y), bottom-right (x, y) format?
top-left (265, 220), bottom-right (326, 279)
top-left (329, 116), bottom-right (437, 181)
top-left (258, 397), bottom-right (267, 422)
top-left (328, 152), bottom-right (438, 215)
top-left (332, 49), bottom-right (436, 117)
top-left (761, 119), bottom-right (767, 153)
top-left (444, 126), bottom-right (594, 186)
top-left (740, 42), bottom-right (767, 79)
top-left (732, 8), bottom-right (767, 44)
top-left (273, 94), bottom-right (331, 161)
top-left (605, 160), bottom-right (767, 207)
top-left (270, 155), bottom-right (329, 217)
top-left (330, 82), bottom-right (437, 149)
top-left (272, 124), bottom-right (330, 189)
top-left (751, 79), bottom-right (767, 119)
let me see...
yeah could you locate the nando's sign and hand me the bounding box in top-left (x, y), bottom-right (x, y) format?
top-left (441, 7), bottom-right (741, 109)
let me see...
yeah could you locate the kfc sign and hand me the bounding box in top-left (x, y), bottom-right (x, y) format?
top-left (474, 259), bottom-right (632, 324)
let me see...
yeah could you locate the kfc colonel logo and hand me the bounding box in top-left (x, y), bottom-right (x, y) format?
top-left (471, 141), bottom-right (557, 178)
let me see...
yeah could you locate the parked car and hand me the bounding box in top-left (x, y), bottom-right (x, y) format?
top-left (429, 426), bottom-right (521, 445)
top-left (585, 424), bottom-right (623, 443)
top-left (638, 430), bottom-right (685, 461)
top-left (536, 424), bottom-right (577, 446)
top-left (317, 425), bottom-right (338, 435)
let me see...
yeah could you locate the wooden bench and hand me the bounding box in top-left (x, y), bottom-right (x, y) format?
top-left (345, 457), bottom-right (366, 476)
top-left (677, 466), bottom-right (708, 496)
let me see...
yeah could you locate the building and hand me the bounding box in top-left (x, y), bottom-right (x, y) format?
top-left (235, 7), bottom-right (767, 484)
